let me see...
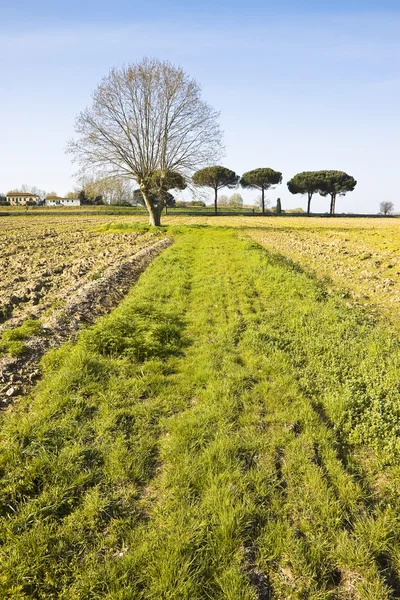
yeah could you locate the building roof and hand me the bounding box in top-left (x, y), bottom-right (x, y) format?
top-left (7, 191), bottom-right (40, 197)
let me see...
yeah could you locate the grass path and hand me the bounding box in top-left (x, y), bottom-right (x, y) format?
top-left (2, 226), bottom-right (400, 598)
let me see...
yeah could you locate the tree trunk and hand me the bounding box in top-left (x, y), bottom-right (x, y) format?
top-left (307, 192), bottom-right (312, 215)
top-left (148, 202), bottom-right (162, 226)
top-left (261, 187), bottom-right (265, 215)
top-left (141, 187), bottom-right (162, 226)
top-left (330, 193), bottom-right (336, 215)
top-left (214, 187), bottom-right (218, 215)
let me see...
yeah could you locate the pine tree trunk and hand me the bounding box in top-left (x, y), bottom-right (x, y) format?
top-left (214, 188), bottom-right (218, 215)
top-left (330, 193), bottom-right (336, 215)
top-left (307, 192), bottom-right (312, 215)
top-left (261, 187), bottom-right (265, 215)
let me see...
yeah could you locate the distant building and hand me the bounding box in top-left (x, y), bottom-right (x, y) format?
top-left (6, 192), bottom-right (40, 206)
top-left (45, 196), bottom-right (81, 207)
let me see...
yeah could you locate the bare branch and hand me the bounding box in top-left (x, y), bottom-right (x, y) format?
top-left (67, 58), bottom-right (223, 224)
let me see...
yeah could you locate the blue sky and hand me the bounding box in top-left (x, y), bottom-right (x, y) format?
top-left (2, 1), bottom-right (400, 212)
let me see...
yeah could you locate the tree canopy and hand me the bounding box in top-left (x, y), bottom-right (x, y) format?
top-left (192, 166), bottom-right (239, 214)
top-left (318, 171), bottom-right (357, 215)
top-left (68, 58), bottom-right (222, 225)
top-left (134, 189), bottom-right (176, 208)
top-left (77, 189), bottom-right (105, 205)
top-left (240, 168), bottom-right (282, 214)
top-left (228, 193), bottom-right (243, 208)
top-left (134, 170), bottom-right (186, 213)
top-left (151, 170), bottom-right (187, 194)
top-left (287, 171), bottom-right (323, 215)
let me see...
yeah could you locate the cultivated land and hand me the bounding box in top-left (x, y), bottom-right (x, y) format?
top-left (0, 215), bottom-right (162, 328)
top-left (1, 215), bottom-right (400, 598)
top-left (0, 215), bottom-right (168, 400)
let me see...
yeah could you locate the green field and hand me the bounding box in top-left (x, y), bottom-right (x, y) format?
top-left (2, 220), bottom-right (400, 598)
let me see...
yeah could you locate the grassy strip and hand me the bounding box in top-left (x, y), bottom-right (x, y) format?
top-left (1, 227), bottom-right (400, 598)
top-left (0, 319), bottom-right (43, 357)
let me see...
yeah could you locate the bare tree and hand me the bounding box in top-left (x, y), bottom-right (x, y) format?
top-left (68, 58), bottom-right (223, 225)
top-left (82, 177), bottom-right (134, 205)
top-left (19, 184), bottom-right (46, 200)
top-left (379, 201), bottom-right (394, 216)
top-left (254, 194), bottom-right (271, 210)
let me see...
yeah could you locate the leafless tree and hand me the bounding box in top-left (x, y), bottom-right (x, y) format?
top-left (379, 201), bottom-right (394, 216)
top-left (19, 184), bottom-right (46, 200)
top-left (68, 58), bottom-right (223, 225)
top-left (254, 194), bottom-right (271, 210)
top-left (79, 177), bottom-right (134, 205)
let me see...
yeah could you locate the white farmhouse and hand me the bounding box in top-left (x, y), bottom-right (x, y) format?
top-left (7, 192), bottom-right (40, 206)
top-left (45, 196), bottom-right (81, 207)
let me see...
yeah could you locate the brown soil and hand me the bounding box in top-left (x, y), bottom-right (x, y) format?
top-left (0, 237), bottom-right (172, 407)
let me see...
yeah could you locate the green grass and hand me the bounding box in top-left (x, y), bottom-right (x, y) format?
top-left (2, 227), bottom-right (400, 598)
top-left (0, 319), bottom-right (43, 357)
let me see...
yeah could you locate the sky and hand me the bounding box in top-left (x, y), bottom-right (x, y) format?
top-left (1, 0), bottom-right (400, 213)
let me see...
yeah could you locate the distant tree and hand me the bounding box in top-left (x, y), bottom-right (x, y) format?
top-left (69, 186), bottom-right (103, 205)
top-left (218, 194), bottom-right (229, 207)
top-left (380, 201), bottom-right (394, 215)
top-left (276, 197), bottom-right (282, 214)
top-left (0, 193), bottom-right (9, 206)
top-left (240, 168), bottom-right (282, 214)
top-left (82, 177), bottom-right (133, 205)
top-left (19, 184), bottom-right (46, 200)
top-left (68, 58), bottom-right (222, 226)
top-left (287, 171), bottom-right (323, 215)
top-left (77, 190), bottom-right (87, 204)
top-left (285, 207), bottom-right (305, 214)
top-left (318, 171), bottom-right (357, 215)
top-left (254, 194), bottom-right (271, 211)
top-left (229, 192), bottom-right (243, 209)
top-left (192, 166), bottom-right (239, 215)
top-left (75, 189), bottom-right (97, 205)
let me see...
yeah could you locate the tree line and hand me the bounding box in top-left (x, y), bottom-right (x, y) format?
top-left (191, 167), bottom-right (357, 216)
top-left (67, 57), bottom-right (360, 225)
